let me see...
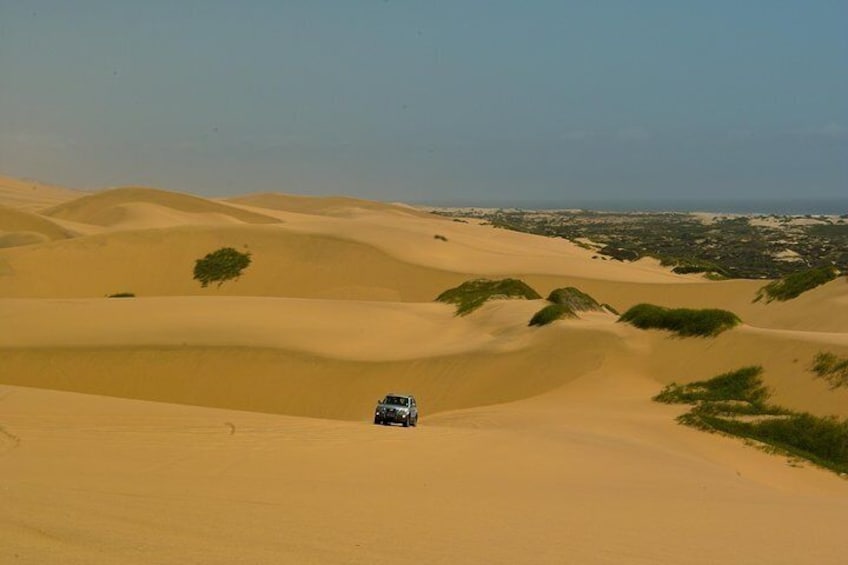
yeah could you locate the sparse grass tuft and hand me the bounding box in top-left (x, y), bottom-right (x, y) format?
top-left (754, 265), bottom-right (838, 303)
top-left (600, 303), bottom-right (620, 315)
top-left (619, 303), bottom-right (741, 337)
top-left (811, 352), bottom-right (848, 389)
top-left (546, 287), bottom-right (602, 312)
top-left (434, 234), bottom-right (448, 242)
top-left (654, 366), bottom-right (769, 406)
top-left (529, 303), bottom-right (577, 326)
top-left (107, 292), bottom-right (135, 298)
top-left (436, 278), bottom-right (541, 316)
top-left (656, 366), bottom-right (848, 474)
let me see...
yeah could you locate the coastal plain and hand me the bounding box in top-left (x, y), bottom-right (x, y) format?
top-left (1, 173), bottom-right (847, 564)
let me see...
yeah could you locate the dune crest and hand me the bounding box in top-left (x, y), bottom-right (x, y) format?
top-left (0, 204), bottom-right (74, 248)
top-left (0, 174), bottom-right (84, 211)
top-left (227, 192), bottom-right (434, 219)
top-left (43, 186), bottom-right (281, 227)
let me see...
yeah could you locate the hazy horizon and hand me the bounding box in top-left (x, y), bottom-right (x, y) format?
top-left (2, 1), bottom-right (846, 203)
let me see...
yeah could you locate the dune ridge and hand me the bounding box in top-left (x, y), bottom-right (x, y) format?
top-left (0, 204), bottom-right (74, 248)
top-left (0, 174), bottom-right (84, 211)
top-left (43, 186), bottom-right (282, 227)
top-left (226, 191), bottom-right (434, 218)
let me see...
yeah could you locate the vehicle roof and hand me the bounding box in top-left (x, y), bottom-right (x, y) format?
top-left (385, 393), bottom-right (414, 398)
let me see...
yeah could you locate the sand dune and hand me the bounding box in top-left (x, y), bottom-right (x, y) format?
top-left (0, 225), bottom-right (470, 299)
top-left (1, 172), bottom-right (847, 564)
top-left (227, 191), bottom-right (434, 218)
top-left (43, 186), bottom-right (281, 227)
top-left (0, 174), bottom-right (84, 212)
top-left (0, 204), bottom-right (74, 248)
top-left (232, 200), bottom-right (688, 283)
top-left (2, 374), bottom-right (846, 565)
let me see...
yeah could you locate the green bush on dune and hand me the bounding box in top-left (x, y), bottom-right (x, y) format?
top-left (754, 265), bottom-right (838, 303)
top-left (193, 247), bottom-right (252, 288)
top-left (528, 303), bottom-right (577, 326)
top-left (619, 303), bottom-right (741, 337)
top-left (546, 287), bottom-right (602, 312)
top-left (655, 366), bottom-right (848, 475)
top-left (436, 278), bottom-right (541, 315)
top-left (528, 287), bottom-right (605, 327)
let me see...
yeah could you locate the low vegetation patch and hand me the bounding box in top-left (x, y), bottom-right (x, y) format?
top-left (436, 278), bottom-right (541, 316)
top-left (655, 366), bottom-right (770, 406)
top-left (193, 247), bottom-right (252, 288)
top-left (546, 287), bottom-right (602, 312)
top-left (619, 303), bottom-right (741, 337)
top-left (599, 245), bottom-right (640, 262)
top-left (433, 234), bottom-right (448, 241)
top-left (600, 303), bottom-right (619, 315)
top-left (754, 265), bottom-right (838, 303)
top-left (660, 257), bottom-right (729, 277)
top-left (529, 303), bottom-right (577, 326)
top-left (811, 352), bottom-right (848, 389)
top-left (107, 292), bottom-right (135, 298)
top-left (655, 366), bottom-right (848, 474)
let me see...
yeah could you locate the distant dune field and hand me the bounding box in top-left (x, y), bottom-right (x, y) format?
top-left (1, 173), bottom-right (847, 565)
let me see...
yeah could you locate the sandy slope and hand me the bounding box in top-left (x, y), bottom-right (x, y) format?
top-left (2, 377), bottom-right (846, 565)
top-left (0, 204), bottom-right (74, 248)
top-left (226, 191), bottom-right (435, 219)
top-left (1, 173), bottom-right (847, 564)
top-left (42, 186), bottom-right (281, 227)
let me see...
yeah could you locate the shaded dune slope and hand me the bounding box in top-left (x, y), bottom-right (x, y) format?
top-left (1, 296), bottom-right (846, 421)
top-left (0, 204), bottom-right (74, 248)
top-left (43, 186), bottom-right (281, 227)
top-left (0, 225), bottom-right (469, 299)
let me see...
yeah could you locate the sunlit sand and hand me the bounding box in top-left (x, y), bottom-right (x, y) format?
top-left (1, 175), bottom-right (846, 564)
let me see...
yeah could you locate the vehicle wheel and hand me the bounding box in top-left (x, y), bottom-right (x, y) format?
top-left (374, 417), bottom-right (381, 425)
top-left (402, 417), bottom-right (410, 428)
top-left (412, 415), bottom-right (418, 427)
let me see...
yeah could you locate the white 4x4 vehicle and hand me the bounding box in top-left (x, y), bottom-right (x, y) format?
top-left (374, 394), bottom-right (418, 427)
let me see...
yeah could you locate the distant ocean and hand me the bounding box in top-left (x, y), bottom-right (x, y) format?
top-left (422, 198), bottom-right (848, 216)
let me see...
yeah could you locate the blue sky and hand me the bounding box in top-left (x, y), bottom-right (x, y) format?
top-left (1, 1), bottom-right (845, 206)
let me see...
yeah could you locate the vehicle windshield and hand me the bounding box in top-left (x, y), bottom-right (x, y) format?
top-left (384, 396), bottom-right (408, 407)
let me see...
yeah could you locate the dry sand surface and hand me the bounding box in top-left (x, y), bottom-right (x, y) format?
top-left (1, 174), bottom-right (847, 564)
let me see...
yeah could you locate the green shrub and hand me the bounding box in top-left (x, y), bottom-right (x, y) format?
top-left (656, 367), bottom-right (848, 474)
top-left (529, 303), bottom-right (577, 326)
top-left (755, 265), bottom-right (838, 303)
top-left (661, 257), bottom-right (729, 277)
top-left (436, 278), bottom-right (541, 316)
top-left (107, 292), bottom-right (135, 298)
top-left (193, 247), bottom-right (252, 288)
top-left (619, 303), bottom-right (741, 337)
top-left (546, 287), bottom-right (601, 312)
top-left (811, 352), bottom-right (848, 389)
